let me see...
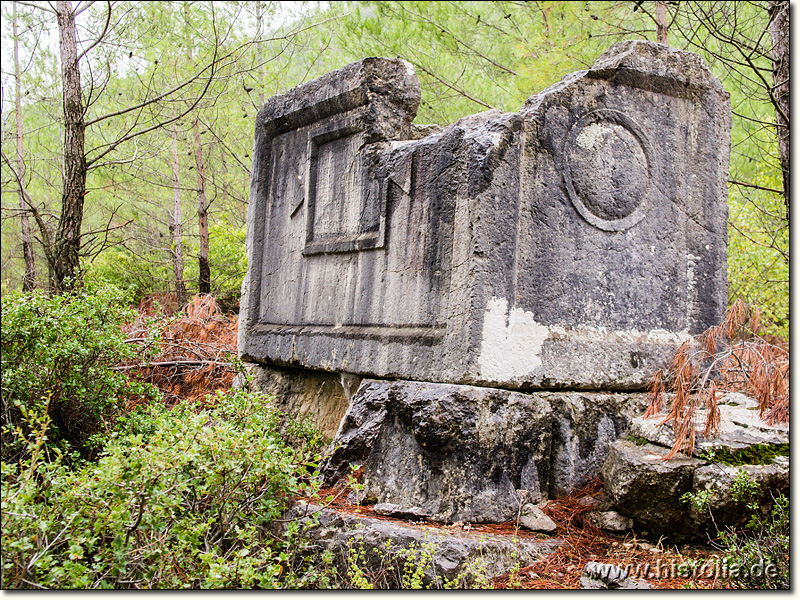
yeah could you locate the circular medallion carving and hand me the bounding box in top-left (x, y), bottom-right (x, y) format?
top-left (563, 110), bottom-right (651, 231)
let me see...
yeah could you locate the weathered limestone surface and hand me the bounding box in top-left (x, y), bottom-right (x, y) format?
top-left (689, 458), bottom-right (789, 533)
top-left (602, 428), bottom-right (789, 540)
top-left (321, 379), bottom-right (554, 523)
top-left (284, 502), bottom-right (564, 588)
top-left (546, 392), bottom-right (648, 497)
top-left (627, 392), bottom-right (789, 455)
top-left (601, 440), bottom-right (706, 538)
top-left (239, 363), bottom-right (358, 440)
top-left (320, 380), bottom-right (646, 522)
top-left (519, 504), bottom-right (558, 533)
top-left (239, 40), bottom-right (731, 391)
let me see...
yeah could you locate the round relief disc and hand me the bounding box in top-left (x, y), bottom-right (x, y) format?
top-left (564, 110), bottom-right (651, 231)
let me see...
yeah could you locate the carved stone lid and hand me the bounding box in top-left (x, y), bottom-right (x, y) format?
top-left (257, 57), bottom-right (421, 139)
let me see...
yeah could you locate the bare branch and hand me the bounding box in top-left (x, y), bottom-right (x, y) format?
top-left (76, 0), bottom-right (111, 61)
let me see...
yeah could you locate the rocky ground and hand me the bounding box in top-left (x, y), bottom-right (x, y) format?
top-left (303, 477), bottom-right (726, 589)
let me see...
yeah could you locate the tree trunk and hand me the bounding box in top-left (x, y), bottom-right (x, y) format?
top-left (655, 1), bottom-right (669, 45)
top-left (13, 1), bottom-right (36, 291)
top-left (170, 121), bottom-right (187, 304)
top-left (769, 0), bottom-right (789, 223)
top-left (185, 1), bottom-right (211, 294)
top-left (54, 0), bottom-right (86, 293)
top-left (194, 121), bottom-right (211, 294)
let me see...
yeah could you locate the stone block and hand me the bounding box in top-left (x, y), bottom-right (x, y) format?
top-left (690, 459), bottom-right (789, 533)
top-left (519, 504), bottom-right (557, 533)
top-left (545, 392), bottom-right (648, 497)
top-left (601, 439), bottom-right (706, 539)
top-left (627, 391), bottom-right (789, 455)
top-left (239, 41), bottom-right (730, 390)
top-left (320, 379), bottom-right (553, 523)
top-left (285, 503), bottom-right (564, 588)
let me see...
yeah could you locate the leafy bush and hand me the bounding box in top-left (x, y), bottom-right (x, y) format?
top-left (1, 388), bottom-right (325, 589)
top-left (1, 285), bottom-right (157, 462)
top-left (682, 472), bottom-right (788, 590)
top-left (719, 494), bottom-right (789, 589)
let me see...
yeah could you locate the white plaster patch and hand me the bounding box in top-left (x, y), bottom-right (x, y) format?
top-left (576, 122), bottom-right (609, 151)
top-left (478, 297), bottom-right (549, 382)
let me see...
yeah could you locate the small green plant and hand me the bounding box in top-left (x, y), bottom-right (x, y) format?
top-left (398, 541), bottom-right (437, 589)
top-left (718, 494), bottom-right (789, 589)
top-left (729, 470), bottom-right (760, 504)
top-left (681, 488), bottom-right (713, 513)
top-left (346, 538), bottom-right (375, 589)
top-left (683, 470), bottom-right (788, 589)
top-left (504, 545), bottom-right (524, 589)
top-left (346, 463), bottom-right (365, 496)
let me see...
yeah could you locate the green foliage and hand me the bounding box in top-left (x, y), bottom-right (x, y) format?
top-left (185, 218), bottom-right (248, 309)
top-left (702, 443), bottom-right (789, 467)
top-left (727, 178), bottom-right (788, 340)
top-left (0, 284), bottom-right (158, 462)
top-left (84, 217), bottom-right (247, 309)
top-left (1, 388), bottom-right (326, 589)
top-left (84, 247), bottom-right (174, 302)
top-left (682, 470), bottom-right (788, 590)
top-left (681, 488), bottom-right (713, 514)
top-left (719, 494), bottom-right (789, 589)
top-left (339, 532), bottom-right (493, 589)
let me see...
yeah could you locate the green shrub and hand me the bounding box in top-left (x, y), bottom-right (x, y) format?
top-left (719, 494), bottom-right (789, 589)
top-left (1, 388), bottom-right (325, 589)
top-left (84, 217), bottom-right (247, 310)
top-left (684, 472), bottom-right (789, 590)
top-left (1, 285), bottom-right (157, 462)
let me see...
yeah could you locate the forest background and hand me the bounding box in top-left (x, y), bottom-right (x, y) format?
top-left (0, 0), bottom-right (789, 339)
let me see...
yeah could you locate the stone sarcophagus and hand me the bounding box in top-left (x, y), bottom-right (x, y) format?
top-left (239, 40), bottom-right (730, 392)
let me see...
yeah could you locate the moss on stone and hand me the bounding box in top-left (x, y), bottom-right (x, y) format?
top-left (705, 443), bottom-right (789, 466)
top-left (625, 435), bottom-right (649, 446)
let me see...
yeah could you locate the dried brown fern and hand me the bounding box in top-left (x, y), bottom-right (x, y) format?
top-left (646, 299), bottom-right (788, 459)
top-left (122, 294), bottom-right (239, 406)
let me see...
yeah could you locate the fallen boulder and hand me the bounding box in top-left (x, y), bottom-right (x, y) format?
top-left (590, 510), bottom-right (634, 533)
top-left (519, 504), bottom-right (558, 533)
top-left (601, 439), bottom-right (706, 539)
top-left (602, 393), bottom-right (789, 541)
